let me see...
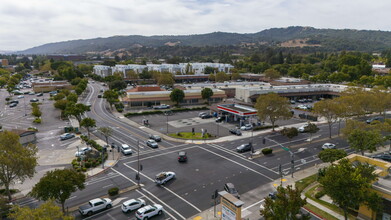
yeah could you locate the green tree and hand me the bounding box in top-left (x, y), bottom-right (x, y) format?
top-left (31, 105), bottom-right (42, 118)
top-left (306, 123), bottom-right (320, 143)
top-left (170, 88), bottom-right (185, 107)
top-left (157, 72), bottom-right (174, 87)
top-left (53, 93), bottom-right (65, 101)
top-left (64, 103), bottom-right (89, 123)
top-left (98, 127), bottom-right (113, 146)
top-left (318, 149), bottom-right (347, 163)
top-left (108, 80), bottom-right (127, 91)
top-left (254, 93), bottom-right (292, 131)
top-left (201, 88), bottom-right (214, 104)
top-left (280, 127), bottom-right (298, 140)
top-left (208, 73), bottom-right (215, 81)
top-left (319, 159), bottom-right (378, 220)
top-left (80, 118), bottom-right (96, 138)
top-left (66, 93), bottom-right (78, 103)
top-left (9, 200), bottom-right (74, 220)
top-left (264, 68), bottom-right (281, 80)
top-left (313, 99), bottom-right (339, 138)
top-left (260, 185), bottom-right (310, 220)
top-left (230, 72), bottom-right (241, 80)
top-left (204, 66), bottom-right (216, 74)
top-left (30, 169), bottom-right (85, 213)
top-left (0, 130), bottom-right (38, 201)
top-left (347, 128), bottom-right (382, 155)
top-left (103, 90), bottom-right (119, 108)
top-left (215, 71), bottom-right (229, 82)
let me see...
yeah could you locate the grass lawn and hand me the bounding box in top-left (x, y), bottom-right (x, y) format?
top-left (169, 132), bottom-right (215, 140)
top-left (304, 203), bottom-right (339, 220)
top-left (295, 174), bottom-right (318, 191)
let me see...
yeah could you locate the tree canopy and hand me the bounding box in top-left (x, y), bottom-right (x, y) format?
top-left (9, 200), bottom-right (74, 220)
top-left (80, 118), bottom-right (96, 138)
top-left (201, 88), bottom-right (214, 104)
top-left (170, 88), bottom-right (185, 106)
top-left (318, 149), bottom-right (347, 163)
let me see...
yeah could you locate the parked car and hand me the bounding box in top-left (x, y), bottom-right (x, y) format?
top-left (229, 128), bottom-right (242, 136)
top-left (366, 116), bottom-right (383, 124)
top-left (155, 171), bottom-right (175, 185)
top-left (146, 139), bottom-right (158, 148)
top-left (371, 154), bottom-right (391, 162)
top-left (178, 151), bottom-right (187, 162)
top-left (322, 143), bottom-right (336, 150)
top-left (60, 133), bottom-right (75, 141)
top-left (78, 198), bottom-right (112, 216)
top-left (149, 134), bottom-right (161, 142)
top-left (215, 116), bottom-right (226, 123)
top-left (9, 100), bottom-right (19, 104)
top-left (153, 104), bottom-right (170, 109)
top-left (30, 98), bottom-right (39, 102)
top-left (200, 114), bottom-right (213, 119)
top-left (121, 144), bottom-right (133, 155)
top-left (17, 95), bottom-right (24, 99)
top-left (9, 103), bottom-right (17, 108)
top-left (198, 112), bottom-right (207, 117)
top-left (297, 104), bottom-right (308, 110)
top-left (36, 93), bottom-right (43, 96)
top-left (290, 100), bottom-right (296, 104)
top-left (298, 123), bottom-right (310, 133)
top-left (28, 92), bottom-right (35, 95)
top-left (236, 143), bottom-right (252, 153)
top-left (121, 198), bottom-right (146, 213)
top-left (240, 124), bottom-right (253, 131)
top-left (224, 183), bottom-right (240, 199)
top-left (269, 191), bottom-right (277, 199)
top-left (75, 147), bottom-right (92, 157)
top-left (135, 204), bottom-right (163, 220)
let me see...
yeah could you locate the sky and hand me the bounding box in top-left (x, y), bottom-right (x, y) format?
top-left (1, 0), bottom-right (391, 51)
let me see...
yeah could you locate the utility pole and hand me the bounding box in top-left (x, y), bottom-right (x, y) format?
top-left (101, 146), bottom-right (105, 169)
top-left (291, 151), bottom-right (295, 178)
top-left (166, 113), bottom-right (168, 134)
top-left (23, 96), bottom-right (27, 116)
top-left (216, 122), bottom-right (219, 137)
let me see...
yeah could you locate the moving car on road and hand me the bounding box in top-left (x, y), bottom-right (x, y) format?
top-left (240, 124), bottom-right (253, 131)
top-left (135, 204), bottom-right (163, 220)
top-left (121, 198), bottom-right (146, 213)
top-left (149, 134), bottom-right (161, 142)
top-left (322, 143), bottom-right (336, 150)
top-left (178, 151), bottom-right (187, 162)
top-left (60, 133), bottom-right (75, 141)
top-left (79, 198), bottom-right (112, 216)
top-left (155, 171), bottom-right (175, 185)
top-left (121, 144), bottom-right (133, 155)
top-left (200, 114), bottom-right (213, 119)
top-left (236, 143), bottom-right (252, 153)
top-left (146, 139), bottom-right (158, 148)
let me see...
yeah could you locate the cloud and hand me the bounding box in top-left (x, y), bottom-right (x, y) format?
top-left (0, 0), bottom-right (390, 51)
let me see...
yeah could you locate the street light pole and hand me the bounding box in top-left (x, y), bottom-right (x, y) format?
top-left (137, 140), bottom-right (140, 186)
top-left (166, 114), bottom-right (168, 135)
top-left (23, 96), bottom-right (27, 116)
top-left (216, 122), bottom-right (219, 137)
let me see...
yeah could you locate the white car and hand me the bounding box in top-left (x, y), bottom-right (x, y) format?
top-left (155, 171), bottom-right (175, 185)
top-left (17, 95), bottom-right (24, 99)
top-left (240, 124), bottom-right (253, 130)
top-left (298, 123), bottom-right (310, 133)
top-left (297, 104), bottom-right (307, 110)
top-left (121, 198), bottom-right (146, 213)
top-left (135, 204), bottom-right (163, 220)
top-left (121, 144), bottom-right (133, 155)
top-left (75, 147), bottom-right (92, 157)
top-left (322, 143), bottom-right (336, 150)
top-left (146, 139), bottom-right (158, 148)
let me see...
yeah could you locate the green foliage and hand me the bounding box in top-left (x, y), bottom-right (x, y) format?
top-left (66, 93), bottom-right (78, 103)
top-left (64, 103), bottom-right (89, 122)
top-left (9, 200), bottom-right (74, 220)
top-left (33, 118), bottom-right (42, 124)
top-left (215, 71), bottom-right (229, 82)
top-left (170, 88), bottom-right (185, 106)
top-left (347, 128), bottom-right (382, 155)
top-left (319, 159), bottom-right (378, 220)
top-left (260, 185), bottom-right (310, 220)
top-left (108, 187), bottom-right (119, 196)
top-left (0, 130), bottom-right (38, 201)
top-left (157, 72), bottom-right (175, 86)
top-left (103, 90), bottom-right (119, 107)
top-left (108, 80), bottom-right (127, 91)
top-left (280, 127), bottom-right (299, 139)
top-left (30, 169), bottom-right (85, 213)
top-left (255, 93), bottom-right (291, 131)
top-left (201, 88), bottom-right (213, 102)
top-left (261, 148), bottom-right (273, 155)
top-left (314, 190), bottom-right (326, 199)
top-left (318, 149), bottom-right (347, 163)
top-left (80, 118), bottom-right (96, 138)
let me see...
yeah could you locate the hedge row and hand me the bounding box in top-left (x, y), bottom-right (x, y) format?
top-left (262, 148), bottom-right (273, 155)
top-left (124, 106), bottom-right (208, 117)
top-left (80, 135), bottom-right (104, 151)
top-left (253, 125), bottom-right (278, 131)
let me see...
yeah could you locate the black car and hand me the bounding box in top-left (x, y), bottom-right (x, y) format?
top-left (372, 154), bottom-right (391, 162)
top-left (30, 98), bottom-right (39, 102)
top-left (9, 103), bottom-right (17, 107)
top-left (178, 151), bottom-right (187, 162)
top-left (229, 128), bottom-right (242, 136)
top-left (366, 116), bottom-right (383, 124)
top-left (200, 114), bottom-right (213, 119)
top-left (36, 93), bottom-right (43, 96)
top-left (236, 143), bottom-right (252, 153)
top-left (9, 100), bottom-right (19, 104)
top-left (149, 134), bottom-right (161, 142)
top-left (215, 116), bottom-right (226, 123)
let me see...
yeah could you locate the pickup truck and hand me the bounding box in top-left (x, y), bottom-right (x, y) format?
top-left (155, 171), bottom-right (175, 185)
top-left (79, 198), bottom-right (112, 216)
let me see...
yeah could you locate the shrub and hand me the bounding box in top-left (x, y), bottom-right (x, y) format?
top-left (33, 118), bottom-right (41, 123)
top-left (253, 125), bottom-right (278, 131)
top-left (81, 167), bottom-right (87, 172)
top-left (5, 97), bottom-right (10, 101)
top-left (108, 187), bottom-right (119, 196)
top-left (262, 148), bottom-right (273, 155)
top-left (84, 162), bottom-right (91, 168)
top-left (314, 190), bottom-right (326, 199)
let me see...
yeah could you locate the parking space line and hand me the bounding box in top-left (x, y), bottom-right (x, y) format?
top-left (123, 164), bottom-right (202, 213)
top-left (112, 168), bottom-right (183, 220)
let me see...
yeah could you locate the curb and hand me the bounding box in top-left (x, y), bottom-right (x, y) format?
top-left (86, 157), bottom-right (121, 179)
top-left (67, 185), bottom-right (141, 212)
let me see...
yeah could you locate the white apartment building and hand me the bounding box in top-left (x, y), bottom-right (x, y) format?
top-left (93, 65), bottom-right (112, 77)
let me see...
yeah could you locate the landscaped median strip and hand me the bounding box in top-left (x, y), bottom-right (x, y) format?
top-left (67, 185), bottom-right (141, 212)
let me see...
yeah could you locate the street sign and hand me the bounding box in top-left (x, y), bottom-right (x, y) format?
top-left (282, 147), bottom-right (290, 151)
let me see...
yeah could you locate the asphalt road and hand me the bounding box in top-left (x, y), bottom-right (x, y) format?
top-left (11, 82), bottom-right (364, 220)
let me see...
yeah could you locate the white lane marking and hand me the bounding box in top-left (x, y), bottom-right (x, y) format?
top-left (243, 199), bottom-right (264, 211)
top-left (124, 145), bottom-right (199, 163)
top-left (68, 196), bottom-right (77, 200)
top-left (124, 164), bottom-right (202, 213)
top-left (208, 144), bottom-right (279, 175)
top-left (199, 146), bottom-right (274, 181)
top-left (102, 184), bottom-right (113, 188)
top-left (106, 213), bottom-right (116, 220)
top-left (112, 168), bottom-right (182, 220)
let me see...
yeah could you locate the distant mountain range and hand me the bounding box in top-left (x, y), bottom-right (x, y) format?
top-left (19, 26), bottom-right (391, 55)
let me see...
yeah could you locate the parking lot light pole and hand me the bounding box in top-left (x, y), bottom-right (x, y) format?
top-left (216, 122), bottom-right (219, 137)
top-left (137, 140), bottom-right (140, 186)
top-left (166, 114), bottom-right (168, 135)
top-left (23, 96), bottom-right (27, 116)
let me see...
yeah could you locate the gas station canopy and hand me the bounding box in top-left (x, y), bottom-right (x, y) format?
top-left (217, 104), bottom-right (257, 117)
